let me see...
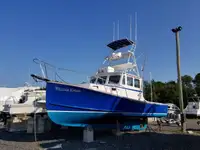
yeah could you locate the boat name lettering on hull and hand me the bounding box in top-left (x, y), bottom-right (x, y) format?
top-left (55, 87), bottom-right (81, 92)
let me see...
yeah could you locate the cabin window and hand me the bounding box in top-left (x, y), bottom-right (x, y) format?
top-left (134, 79), bottom-right (140, 88)
top-left (97, 76), bottom-right (107, 85)
top-left (127, 77), bottom-right (133, 86)
top-left (122, 76), bottom-right (126, 85)
top-left (90, 77), bottom-right (96, 83)
top-left (108, 75), bottom-right (120, 84)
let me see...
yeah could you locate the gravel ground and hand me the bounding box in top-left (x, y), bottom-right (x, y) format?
top-left (0, 119), bottom-right (200, 150)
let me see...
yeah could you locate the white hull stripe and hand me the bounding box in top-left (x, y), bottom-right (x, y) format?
top-left (47, 110), bottom-right (166, 115)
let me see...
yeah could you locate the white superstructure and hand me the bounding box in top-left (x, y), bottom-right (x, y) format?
top-left (184, 96), bottom-right (200, 117)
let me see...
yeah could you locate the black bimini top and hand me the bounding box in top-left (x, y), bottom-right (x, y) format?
top-left (107, 38), bottom-right (135, 51)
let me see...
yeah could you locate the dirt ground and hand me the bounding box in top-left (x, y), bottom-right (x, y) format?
top-left (0, 119), bottom-right (200, 150)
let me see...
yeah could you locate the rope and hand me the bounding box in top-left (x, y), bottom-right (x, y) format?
top-left (58, 67), bottom-right (89, 75)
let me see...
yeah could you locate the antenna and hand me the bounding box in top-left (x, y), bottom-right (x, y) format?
top-left (141, 55), bottom-right (147, 75)
top-left (150, 72), bottom-right (153, 102)
top-left (130, 15), bottom-right (132, 40)
top-left (135, 12), bottom-right (137, 43)
top-left (140, 55), bottom-right (147, 91)
top-left (117, 20), bottom-right (119, 39)
top-left (28, 68), bottom-right (31, 84)
top-left (113, 22), bottom-right (115, 41)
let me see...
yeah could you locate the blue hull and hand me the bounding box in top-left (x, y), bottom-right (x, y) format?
top-left (46, 82), bottom-right (168, 127)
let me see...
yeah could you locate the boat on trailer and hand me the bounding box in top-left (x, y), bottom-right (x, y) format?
top-left (31, 37), bottom-right (168, 128)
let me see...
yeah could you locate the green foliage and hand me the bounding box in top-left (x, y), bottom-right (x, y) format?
top-left (143, 74), bottom-right (199, 108)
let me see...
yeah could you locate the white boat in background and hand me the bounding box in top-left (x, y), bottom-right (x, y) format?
top-left (167, 103), bottom-right (180, 114)
top-left (0, 83), bottom-right (46, 123)
top-left (0, 85), bottom-right (39, 112)
top-left (166, 103), bottom-right (181, 120)
top-left (183, 96), bottom-right (200, 118)
top-left (2, 88), bottom-right (46, 117)
top-left (160, 103), bottom-right (181, 125)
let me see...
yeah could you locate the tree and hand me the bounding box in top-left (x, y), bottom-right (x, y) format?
top-left (142, 73), bottom-right (200, 108)
top-left (162, 81), bottom-right (179, 105)
top-left (182, 75), bottom-right (193, 88)
top-left (143, 81), bottom-right (151, 100)
top-left (181, 75), bottom-right (193, 106)
top-left (194, 74), bottom-right (200, 94)
top-left (193, 73), bottom-right (200, 87)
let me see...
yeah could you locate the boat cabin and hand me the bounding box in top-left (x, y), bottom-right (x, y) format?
top-left (90, 72), bottom-right (141, 90)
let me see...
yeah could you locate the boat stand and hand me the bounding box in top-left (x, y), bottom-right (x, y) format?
top-left (82, 120), bottom-right (122, 143)
top-left (83, 126), bottom-right (94, 143)
top-left (145, 124), bottom-right (157, 132)
top-left (145, 118), bottom-right (162, 132)
top-left (114, 120), bottom-right (122, 136)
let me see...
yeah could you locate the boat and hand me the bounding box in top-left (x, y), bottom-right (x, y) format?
top-left (31, 36), bottom-right (168, 128)
top-left (162, 103), bottom-right (181, 124)
top-left (2, 88), bottom-right (46, 117)
top-left (183, 96), bottom-right (200, 118)
top-left (0, 85), bottom-right (41, 120)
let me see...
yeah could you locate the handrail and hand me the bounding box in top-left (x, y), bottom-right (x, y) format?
top-left (33, 58), bottom-right (90, 83)
top-left (33, 58), bottom-right (57, 79)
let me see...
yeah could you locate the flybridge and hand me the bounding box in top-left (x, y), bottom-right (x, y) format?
top-left (101, 36), bottom-right (139, 76)
top-left (105, 51), bottom-right (133, 61)
top-left (99, 40), bottom-right (139, 77)
top-left (105, 38), bottom-right (136, 62)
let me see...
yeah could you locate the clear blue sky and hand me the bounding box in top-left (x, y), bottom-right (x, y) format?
top-left (0, 0), bottom-right (199, 87)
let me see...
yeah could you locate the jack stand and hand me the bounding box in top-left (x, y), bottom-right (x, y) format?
top-left (116, 120), bottom-right (121, 136)
top-left (83, 126), bottom-right (94, 143)
top-left (145, 118), bottom-right (162, 132)
top-left (145, 124), bottom-right (156, 132)
top-left (156, 119), bottom-right (162, 132)
top-left (114, 120), bottom-right (124, 142)
top-left (112, 120), bottom-right (121, 136)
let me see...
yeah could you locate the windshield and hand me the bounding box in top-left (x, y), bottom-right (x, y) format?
top-left (90, 77), bottom-right (96, 83)
top-left (97, 76), bottom-right (107, 85)
top-left (108, 75), bottom-right (121, 84)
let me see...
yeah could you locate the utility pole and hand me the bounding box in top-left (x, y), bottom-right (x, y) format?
top-left (171, 26), bottom-right (186, 132)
